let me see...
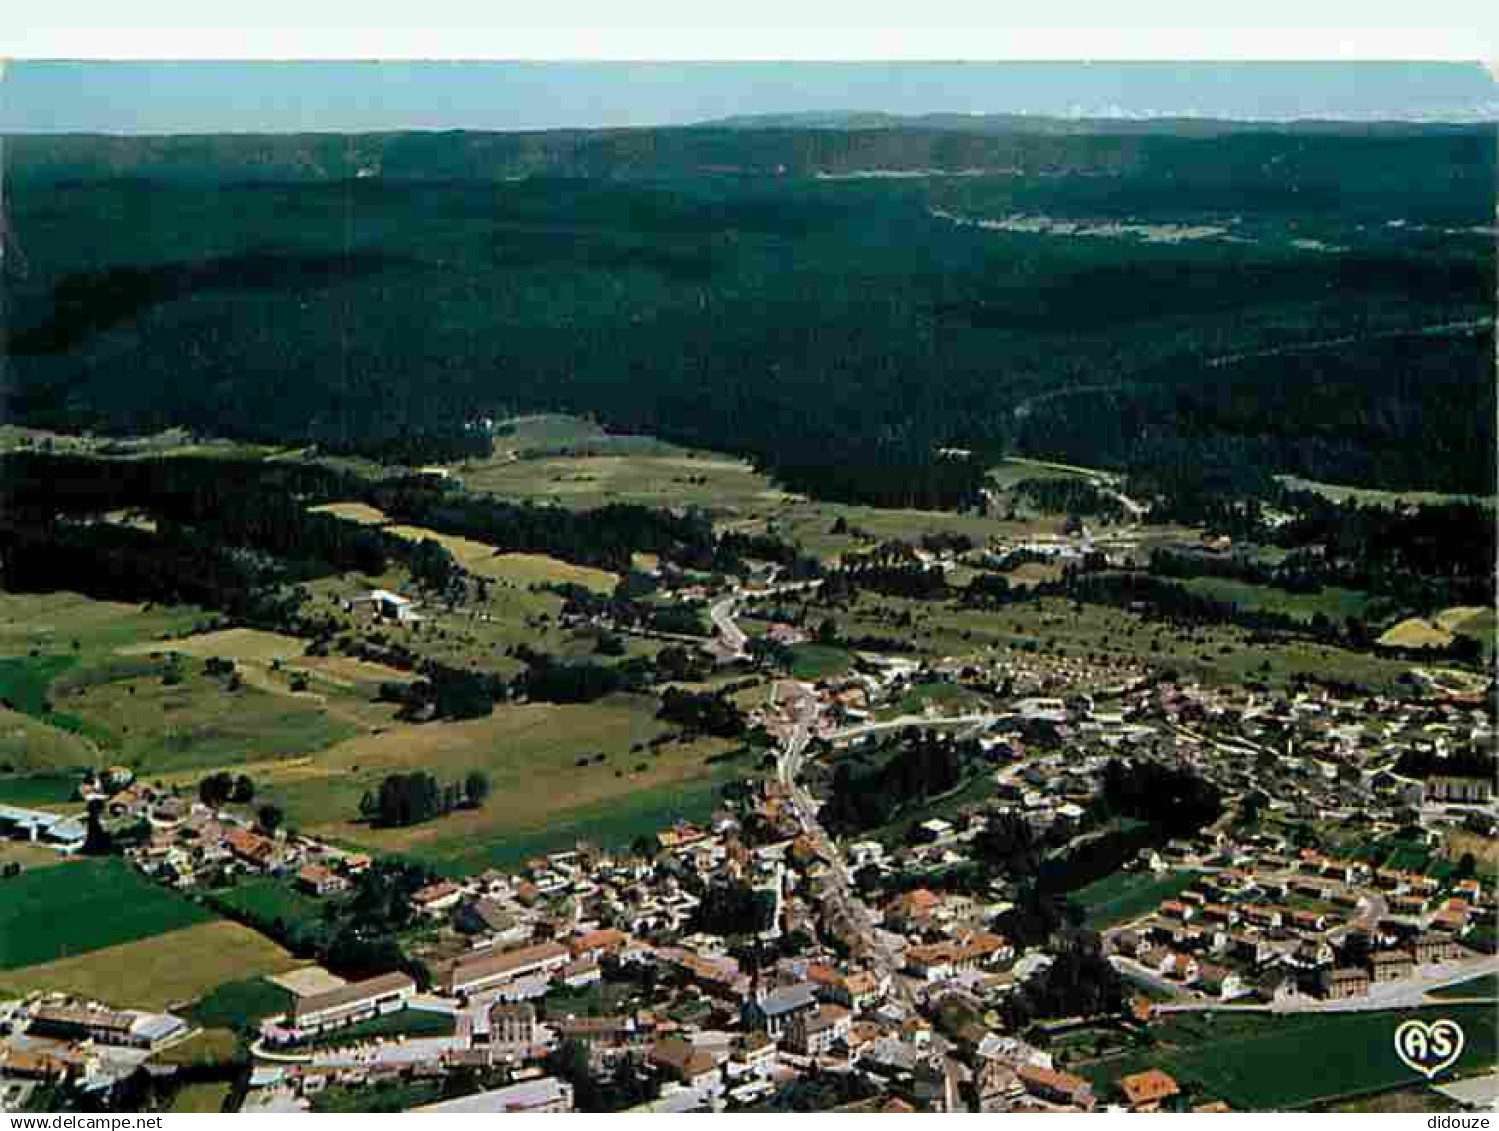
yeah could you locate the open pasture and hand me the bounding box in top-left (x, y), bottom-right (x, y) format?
top-left (3, 920), bottom-right (299, 1012)
top-left (216, 694), bottom-right (740, 871)
top-left (0, 858), bottom-right (213, 971)
top-left (1076, 1005), bottom-right (1497, 1110)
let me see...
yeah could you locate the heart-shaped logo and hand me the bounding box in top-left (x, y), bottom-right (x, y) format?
top-left (1394, 1019), bottom-right (1465, 1080)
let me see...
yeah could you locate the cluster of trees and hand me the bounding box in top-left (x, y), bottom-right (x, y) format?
top-left (822, 544), bottom-right (950, 602)
top-left (1000, 932), bottom-right (1124, 1026)
top-left (687, 879), bottom-right (776, 937)
top-left (360, 770), bottom-right (490, 827)
top-left (511, 648), bottom-right (657, 704)
top-left (207, 857), bottom-right (437, 986)
top-left (1147, 489), bottom-right (1497, 617)
top-left (0, 453), bottom-right (464, 625)
top-left (1058, 570), bottom-right (1307, 635)
top-left (1100, 757), bottom-right (1222, 838)
top-left (657, 688), bottom-right (746, 739)
top-left (1272, 491), bottom-right (1495, 607)
top-left (1393, 745), bottom-right (1496, 781)
top-left (198, 772), bottom-right (255, 807)
top-left (378, 664), bottom-right (506, 721)
top-left (544, 1039), bottom-right (659, 1113)
top-left (369, 478), bottom-right (726, 573)
top-left (820, 732), bottom-right (972, 836)
top-left (1012, 477), bottom-right (1127, 522)
top-left (553, 582), bottom-right (708, 638)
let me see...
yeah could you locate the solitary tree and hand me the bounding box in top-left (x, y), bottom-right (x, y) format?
top-left (464, 771), bottom-right (491, 807)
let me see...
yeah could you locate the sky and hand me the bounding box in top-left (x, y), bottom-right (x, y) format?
top-left (1, 0), bottom-right (1495, 60)
top-left (1, 2), bottom-right (1495, 133)
top-left (4, 61), bottom-right (1497, 134)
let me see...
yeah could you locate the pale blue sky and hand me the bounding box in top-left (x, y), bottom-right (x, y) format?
top-left (2, 2), bottom-right (1494, 132)
top-left (4, 61), bottom-right (1496, 134)
top-left (3, 0), bottom-right (1494, 59)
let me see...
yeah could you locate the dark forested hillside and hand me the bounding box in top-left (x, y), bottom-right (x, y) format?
top-left (3, 124), bottom-right (1494, 503)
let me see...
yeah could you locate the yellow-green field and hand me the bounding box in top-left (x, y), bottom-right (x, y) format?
top-left (309, 503), bottom-right (619, 593)
top-left (0, 591), bottom-right (201, 656)
top-left (1377, 618), bottom-right (1456, 649)
top-left (116, 627), bottom-right (414, 730)
top-left (179, 693), bottom-right (742, 872)
top-left (1434, 606), bottom-right (1493, 632)
top-left (0, 706), bottom-right (96, 775)
top-left (461, 451), bottom-right (788, 515)
top-left (2, 920), bottom-right (299, 1011)
top-left (49, 656), bottom-right (361, 775)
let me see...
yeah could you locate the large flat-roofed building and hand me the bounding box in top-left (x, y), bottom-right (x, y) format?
top-left (411, 1076), bottom-right (573, 1113)
top-left (443, 940), bottom-right (570, 996)
top-left (28, 1005), bottom-right (186, 1050)
top-left (287, 971), bottom-right (416, 1036)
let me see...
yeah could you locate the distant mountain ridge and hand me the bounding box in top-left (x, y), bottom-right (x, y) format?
top-left (7, 119), bottom-right (1494, 191)
top-left (4, 61), bottom-right (1497, 135)
top-left (702, 110), bottom-right (1497, 135)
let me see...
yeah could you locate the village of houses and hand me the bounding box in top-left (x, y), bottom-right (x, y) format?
top-left (1, 580), bottom-right (1495, 1114)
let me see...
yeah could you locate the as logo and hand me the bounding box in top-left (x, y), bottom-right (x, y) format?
top-left (1394, 1019), bottom-right (1465, 1080)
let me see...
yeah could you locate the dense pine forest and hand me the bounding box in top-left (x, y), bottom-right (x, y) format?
top-left (3, 122), bottom-right (1494, 505)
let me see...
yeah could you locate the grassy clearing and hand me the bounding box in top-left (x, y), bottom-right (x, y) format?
top-left (434, 770), bottom-right (737, 874)
top-left (118, 628), bottom-right (311, 667)
top-left (1428, 973), bottom-right (1499, 999)
top-left (382, 521), bottom-right (620, 593)
top-left (295, 1008), bottom-right (456, 1050)
top-left (182, 975), bottom-right (295, 1030)
top-left (167, 1082), bottom-right (232, 1114)
top-left (1444, 831), bottom-right (1499, 867)
top-left (0, 773), bottom-right (79, 807)
top-left (311, 1079), bottom-right (444, 1113)
top-left (0, 707), bottom-right (97, 776)
top-left (785, 644), bottom-right (854, 681)
top-left (0, 592), bottom-right (360, 775)
top-left (1275, 475), bottom-right (1495, 510)
top-left (197, 694), bottom-right (739, 870)
top-left (1180, 578), bottom-right (1374, 624)
top-left (307, 501), bottom-right (390, 525)
top-left (1069, 870), bottom-right (1199, 929)
top-left (0, 592), bottom-right (202, 656)
top-left (462, 450), bottom-right (783, 516)
top-left (2, 919), bottom-right (298, 1010)
top-left (895, 681), bottom-right (986, 716)
top-left (988, 457), bottom-right (1099, 488)
top-left (0, 858), bottom-right (212, 971)
top-left (53, 661), bottom-right (360, 775)
top-left (0, 655), bottom-right (100, 738)
top-left (1434, 606), bottom-right (1494, 633)
top-left (1076, 1005), bottom-right (1497, 1111)
top-left (210, 878), bottom-right (329, 937)
top-left (1378, 617), bottom-right (1456, 649)
top-left (117, 627), bottom-right (411, 730)
top-left (0, 840), bottom-right (80, 873)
